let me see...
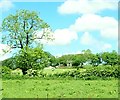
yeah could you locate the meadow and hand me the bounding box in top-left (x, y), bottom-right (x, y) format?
top-left (42, 68), bottom-right (86, 74)
top-left (2, 79), bottom-right (118, 98)
top-left (1, 65), bottom-right (119, 98)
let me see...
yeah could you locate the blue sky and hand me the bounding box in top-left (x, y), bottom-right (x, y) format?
top-left (0, 0), bottom-right (118, 60)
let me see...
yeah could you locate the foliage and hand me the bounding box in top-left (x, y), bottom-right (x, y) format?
top-left (11, 68), bottom-right (23, 76)
top-left (46, 65), bottom-right (119, 79)
top-left (1, 66), bottom-right (11, 76)
top-left (72, 54), bottom-right (86, 68)
top-left (26, 69), bottom-right (38, 77)
top-left (44, 52), bottom-right (58, 67)
top-left (14, 46), bottom-right (49, 74)
top-left (85, 65), bottom-right (119, 79)
top-left (2, 9), bottom-right (52, 49)
top-left (101, 50), bottom-right (118, 66)
top-left (57, 54), bottom-right (73, 66)
top-left (2, 57), bottom-right (16, 69)
top-left (90, 53), bottom-right (101, 67)
top-left (2, 49), bottom-right (118, 71)
top-left (57, 50), bottom-right (118, 67)
top-left (2, 65), bottom-right (119, 80)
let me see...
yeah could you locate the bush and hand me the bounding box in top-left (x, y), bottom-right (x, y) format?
top-left (85, 65), bottom-right (119, 79)
top-left (14, 46), bottom-right (49, 74)
top-left (11, 68), bottom-right (23, 76)
top-left (26, 69), bottom-right (38, 77)
top-left (1, 66), bottom-right (11, 76)
top-left (2, 65), bottom-right (119, 80)
top-left (40, 65), bottom-right (119, 80)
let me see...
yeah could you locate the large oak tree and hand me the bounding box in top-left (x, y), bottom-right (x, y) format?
top-left (1, 9), bottom-right (53, 74)
top-left (2, 9), bottom-right (52, 49)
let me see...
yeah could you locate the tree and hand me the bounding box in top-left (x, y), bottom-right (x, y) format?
top-left (58, 54), bottom-right (74, 66)
top-left (2, 9), bottom-right (52, 50)
top-left (44, 52), bottom-right (57, 67)
top-left (1, 9), bottom-right (54, 74)
top-left (14, 46), bottom-right (49, 74)
top-left (108, 50), bottom-right (118, 66)
top-left (82, 49), bottom-right (92, 64)
top-left (72, 54), bottom-right (86, 68)
top-left (58, 55), bottom-right (67, 66)
top-left (90, 53), bottom-right (101, 67)
top-left (2, 57), bottom-right (16, 70)
top-left (101, 50), bottom-right (118, 66)
top-left (118, 54), bottom-right (120, 65)
top-left (101, 52), bottom-right (110, 65)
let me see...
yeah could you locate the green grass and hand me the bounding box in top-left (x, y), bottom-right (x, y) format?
top-left (2, 79), bottom-right (118, 98)
top-left (42, 68), bottom-right (76, 74)
top-left (42, 68), bottom-right (86, 74)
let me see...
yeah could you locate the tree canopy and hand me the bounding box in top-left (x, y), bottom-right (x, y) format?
top-left (14, 46), bottom-right (49, 74)
top-left (2, 9), bottom-right (52, 49)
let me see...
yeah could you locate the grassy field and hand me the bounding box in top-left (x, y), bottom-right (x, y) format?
top-left (42, 68), bottom-right (76, 74)
top-left (2, 79), bottom-right (118, 98)
top-left (42, 68), bottom-right (86, 74)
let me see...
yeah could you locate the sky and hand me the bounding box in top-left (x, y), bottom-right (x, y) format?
top-left (0, 0), bottom-right (119, 60)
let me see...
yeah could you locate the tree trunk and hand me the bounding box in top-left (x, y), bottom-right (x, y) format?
top-left (20, 40), bottom-right (23, 49)
top-left (26, 32), bottom-right (29, 47)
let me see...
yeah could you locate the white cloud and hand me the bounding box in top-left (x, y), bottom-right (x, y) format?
top-left (0, 43), bottom-right (18, 61)
top-left (0, 0), bottom-right (14, 12)
top-left (0, 54), bottom-right (10, 61)
top-left (70, 14), bottom-right (118, 39)
top-left (0, 44), bottom-right (11, 56)
top-left (0, 44), bottom-right (12, 61)
top-left (51, 29), bottom-right (78, 45)
top-left (55, 54), bottom-right (62, 57)
top-left (102, 43), bottom-right (112, 51)
top-left (55, 50), bottom-right (82, 57)
top-left (101, 27), bottom-right (118, 39)
top-left (64, 51), bottom-right (82, 55)
top-left (35, 28), bottom-right (78, 45)
top-left (80, 31), bottom-right (112, 51)
top-left (58, 0), bottom-right (118, 15)
top-left (80, 32), bottom-right (97, 45)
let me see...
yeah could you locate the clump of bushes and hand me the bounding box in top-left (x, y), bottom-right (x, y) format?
top-left (37, 65), bottom-right (119, 80)
top-left (85, 65), bottom-right (119, 78)
top-left (11, 68), bottom-right (23, 76)
top-left (2, 65), bottom-right (119, 80)
top-left (26, 69), bottom-right (38, 77)
top-left (1, 66), bottom-right (11, 76)
top-left (1, 66), bottom-right (24, 79)
top-left (2, 66), bottom-right (12, 79)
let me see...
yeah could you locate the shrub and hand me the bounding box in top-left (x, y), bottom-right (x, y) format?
top-left (1, 66), bottom-right (11, 76)
top-left (85, 65), bottom-right (119, 79)
top-left (11, 68), bottom-right (23, 76)
top-left (26, 69), bottom-right (38, 77)
top-left (2, 65), bottom-right (119, 80)
top-left (14, 46), bottom-right (49, 74)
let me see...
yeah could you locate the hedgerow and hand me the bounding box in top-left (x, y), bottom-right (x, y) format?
top-left (2, 65), bottom-right (119, 80)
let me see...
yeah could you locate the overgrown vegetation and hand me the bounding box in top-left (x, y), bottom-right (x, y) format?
top-left (2, 49), bottom-right (119, 79)
top-left (2, 65), bottom-right (119, 80)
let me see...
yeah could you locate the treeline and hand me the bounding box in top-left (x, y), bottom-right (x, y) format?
top-left (56, 49), bottom-right (118, 67)
top-left (2, 49), bottom-right (118, 70)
